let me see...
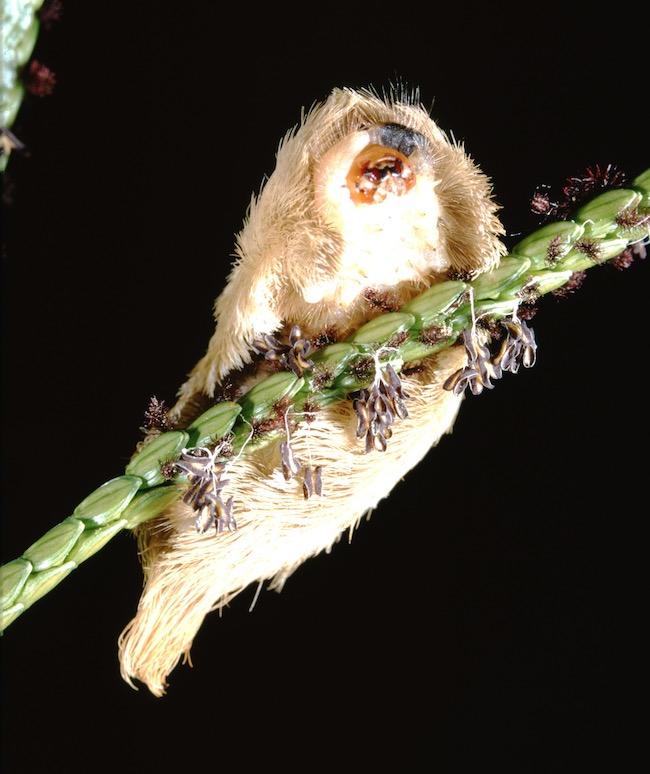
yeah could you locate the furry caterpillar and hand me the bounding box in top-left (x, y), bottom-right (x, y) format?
top-left (119, 87), bottom-right (505, 696)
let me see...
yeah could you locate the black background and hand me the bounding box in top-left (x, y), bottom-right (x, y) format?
top-left (2, 3), bottom-right (648, 772)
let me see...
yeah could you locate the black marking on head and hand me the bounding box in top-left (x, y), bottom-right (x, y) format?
top-left (378, 123), bottom-right (423, 157)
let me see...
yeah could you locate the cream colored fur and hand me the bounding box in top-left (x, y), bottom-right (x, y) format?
top-left (119, 87), bottom-right (505, 695)
top-left (174, 87), bottom-right (504, 403)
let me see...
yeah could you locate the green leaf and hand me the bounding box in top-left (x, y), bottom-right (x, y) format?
top-left (401, 280), bottom-right (467, 327)
top-left (66, 519), bottom-right (127, 565)
top-left (512, 222), bottom-right (584, 267)
top-left (22, 518), bottom-right (84, 572)
top-left (122, 487), bottom-right (183, 529)
top-left (187, 403), bottom-right (241, 448)
top-left (471, 256), bottom-right (531, 300)
top-left (349, 312), bottom-right (415, 345)
top-left (74, 475), bottom-right (142, 527)
top-left (239, 373), bottom-right (304, 421)
top-left (126, 431), bottom-right (189, 487)
top-left (1, 559), bottom-right (32, 610)
top-left (19, 562), bottom-right (76, 610)
top-left (577, 189), bottom-right (642, 238)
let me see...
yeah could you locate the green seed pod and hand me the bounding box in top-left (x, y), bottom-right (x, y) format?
top-left (15, 17), bottom-right (40, 67)
top-left (122, 487), bottom-right (183, 529)
top-left (1, 603), bottom-right (25, 631)
top-left (398, 337), bottom-right (453, 362)
top-left (560, 237), bottom-right (630, 271)
top-left (19, 561), bottom-right (76, 610)
top-left (66, 519), bottom-right (127, 565)
top-left (633, 168), bottom-right (650, 207)
top-left (1, 84), bottom-right (24, 131)
top-left (335, 373), bottom-right (372, 392)
top-left (577, 189), bottom-right (642, 238)
top-left (188, 402), bottom-right (241, 448)
top-left (73, 475), bottom-right (142, 527)
top-left (336, 354), bottom-right (404, 392)
top-left (512, 222), bottom-right (584, 267)
top-left (311, 342), bottom-right (358, 372)
top-left (309, 387), bottom-right (344, 408)
top-left (558, 251), bottom-right (596, 272)
top-left (22, 517), bottom-right (85, 572)
top-left (614, 214), bottom-right (650, 240)
top-left (1, 0), bottom-right (42, 131)
top-left (528, 270), bottom-right (573, 296)
top-left (126, 431), bottom-right (189, 488)
top-left (446, 306), bottom-right (472, 333)
top-left (401, 281), bottom-right (467, 328)
top-left (305, 343), bottom-right (359, 393)
top-left (1, 558), bottom-right (32, 610)
top-left (597, 238), bottom-right (631, 262)
top-left (239, 373), bottom-right (304, 421)
top-left (230, 421), bottom-right (258, 453)
top-left (633, 169), bottom-right (650, 191)
top-left (471, 256), bottom-right (532, 300)
top-left (473, 299), bottom-right (524, 318)
top-left (349, 312), bottom-right (416, 345)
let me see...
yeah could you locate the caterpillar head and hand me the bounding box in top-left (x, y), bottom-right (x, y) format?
top-left (178, 87), bottom-right (505, 401)
top-left (240, 87), bottom-right (504, 307)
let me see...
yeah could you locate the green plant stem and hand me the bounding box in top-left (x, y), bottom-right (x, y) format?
top-left (2, 170), bottom-right (648, 631)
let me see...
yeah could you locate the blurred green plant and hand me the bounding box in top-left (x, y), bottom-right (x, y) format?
top-left (1, 0), bottom-right (45, 170)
